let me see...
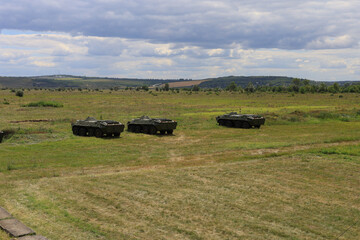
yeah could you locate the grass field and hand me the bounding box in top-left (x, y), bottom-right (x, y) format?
top-left (0, 90), bottom-right (359, 239)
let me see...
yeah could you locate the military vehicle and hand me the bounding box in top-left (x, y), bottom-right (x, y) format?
top-left (216, 112), bottom-right (265, 128)
top-left (72, 117), bottom-right (125, 138)
top-left (127, 116), bottom-right (177, 135)
top-left (0, 131), bottom-right (4, 143)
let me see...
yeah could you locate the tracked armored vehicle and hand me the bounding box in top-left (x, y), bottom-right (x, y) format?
top-left (216, 112), bottom-right (265, 129)
top-left (72, 117), bottom-right (124, 138)
top-left (127, 116), bottom-right (177, 135)
top-left (0, 131), bottom-right (4, 143)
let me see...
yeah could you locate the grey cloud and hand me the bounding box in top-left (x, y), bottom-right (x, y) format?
top-left (0, 51), bottom-right (28, 61)
top-left (138, 46), bottom-right (231, 59)
top-left (1, 0), bottom-right (360, 50)
top-left (86, 38), bottom-right (124, 56)
top-left (320, 61), bottom-right (347, 69)
top-left (242, 57), bottom-right (299, 69)
top-left (306, 35), bottom-right (358, 49)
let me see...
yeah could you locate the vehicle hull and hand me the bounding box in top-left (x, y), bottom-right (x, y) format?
top-left (127, 116), bottom-right (177, 134)
top-left (72, 117), bottom-right (125, 137)
top-left (216, 113), bottom-right (265, 128)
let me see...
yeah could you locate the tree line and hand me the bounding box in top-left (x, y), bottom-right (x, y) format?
top-left (4, 78), bottom-right (360, 94)
top-left (220, 79), bottom-right (360, 93)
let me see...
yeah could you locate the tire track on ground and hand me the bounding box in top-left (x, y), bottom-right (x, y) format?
top-left (36, 139), bottom-right (360, 179)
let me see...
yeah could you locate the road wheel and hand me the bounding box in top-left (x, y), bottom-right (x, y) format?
top-left (142, 126), bottom-right (149, 134)
top-left (234, 121), bottom-right (242, 128)
top-left (167, 130), bottom-right (173, 135)
top-left (218, 120), bottom-right (224, 125)
top-left (255, 125), bottom-right (261, 129)
top-left (72, 126), bottom-right (79, 135)
top-left (79, 128), bottom-right (87, 136)
top-left (128, 125), bottom-right (133, 132)
top-left (95, 129), bottom-right (103, 138)
top-left (149, 126), bottom-right (157, 135)
top-left (134, 125), bottom-right (141, 133)
top-left (88, 128), bottom-right (94, 137)
top-left (242, 122), bottom-right (251, 129)
top-left (160, 130), bottom-right (166, 135)
top-left (113, 132), bottom-right (120, 137)
top-left (225, 120), bottom-right (233, 127)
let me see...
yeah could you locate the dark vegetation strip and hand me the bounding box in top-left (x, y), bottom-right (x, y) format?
top-left (22, 101), bottom-right (63, 108)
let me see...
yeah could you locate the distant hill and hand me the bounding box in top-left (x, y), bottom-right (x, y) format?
top-left (171, 76), bottom-right (360, 89)
top-left (197, 76), bottom-right (312, 88)
top-left (0, 75), bottom-right (179, 89)
top-left (0, 74), bottom-right (359, 89)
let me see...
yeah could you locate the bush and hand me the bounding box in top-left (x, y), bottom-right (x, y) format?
top-left (22, 101), bottom-right (63, 108)
top-left (15, 90), bottom-right (24, 97)
top-left (1, 128), bottom-right (17, 140)
top-left (192, 85), bottom-right (200, 91)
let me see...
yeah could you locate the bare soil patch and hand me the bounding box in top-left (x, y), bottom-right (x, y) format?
top-left (166, 80), bottom-right (209, 88)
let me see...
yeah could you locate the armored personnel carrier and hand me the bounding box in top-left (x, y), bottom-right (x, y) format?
top-left (72, 117), bottom-right (125, 138)
top-left (127, 116), bottom-right (177, 135)
top-left (0, 131), bottom-right (4, 143)
top-left (216, 112), bottom-right (265, 128)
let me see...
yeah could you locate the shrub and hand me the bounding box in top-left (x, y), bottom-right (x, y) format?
top-left (22, 101), bottom-right (63, 108)
top-left (192, 85), bottom-right (200, 91)
top-left (15, 90), bottom-right (24, 97)
top-left (2, 128), bottom-right (17, 139)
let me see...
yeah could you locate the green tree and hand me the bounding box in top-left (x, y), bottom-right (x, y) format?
top-left (318, 83), bottom-right (327, 93)
top-left (299, 86), bottom-right (306, 94)
top-left (226, 81), bottom-right (238, 91)
top-left (141, 85), bottom-right (149, 91)
top-left (292, 78), bottom-right (301, 86)
top-left (303, 79), bottom-right (310, 85)
top-left (192, 85), bottom-right (200, 91)
top-left (245, 82), bottom-right (255, 93)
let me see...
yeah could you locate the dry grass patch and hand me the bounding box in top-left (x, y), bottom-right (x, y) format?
top-left (167, 80), bottom-right (209, 88)
top-left (1, 153), bottom-right (359, 240)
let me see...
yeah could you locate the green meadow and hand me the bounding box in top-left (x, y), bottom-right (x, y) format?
top-left (0, 90), bottom-right (359, 239)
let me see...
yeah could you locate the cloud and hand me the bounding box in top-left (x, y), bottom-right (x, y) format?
top-left (0, 1), bottom-right (360, 81)
top-left (1, 0), bottom-right (360, 50)
top-left (306, 35), bottom-right (358, 49)
top-left (30, 60), bottom-right (56, 67)
top-left (0, 31), bottom-right (359, 80)
top-left (86, 38), bottom-right (124, 56)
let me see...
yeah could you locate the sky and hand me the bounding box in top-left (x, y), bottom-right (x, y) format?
top-left (0, 0), bottom-right (359, 81)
